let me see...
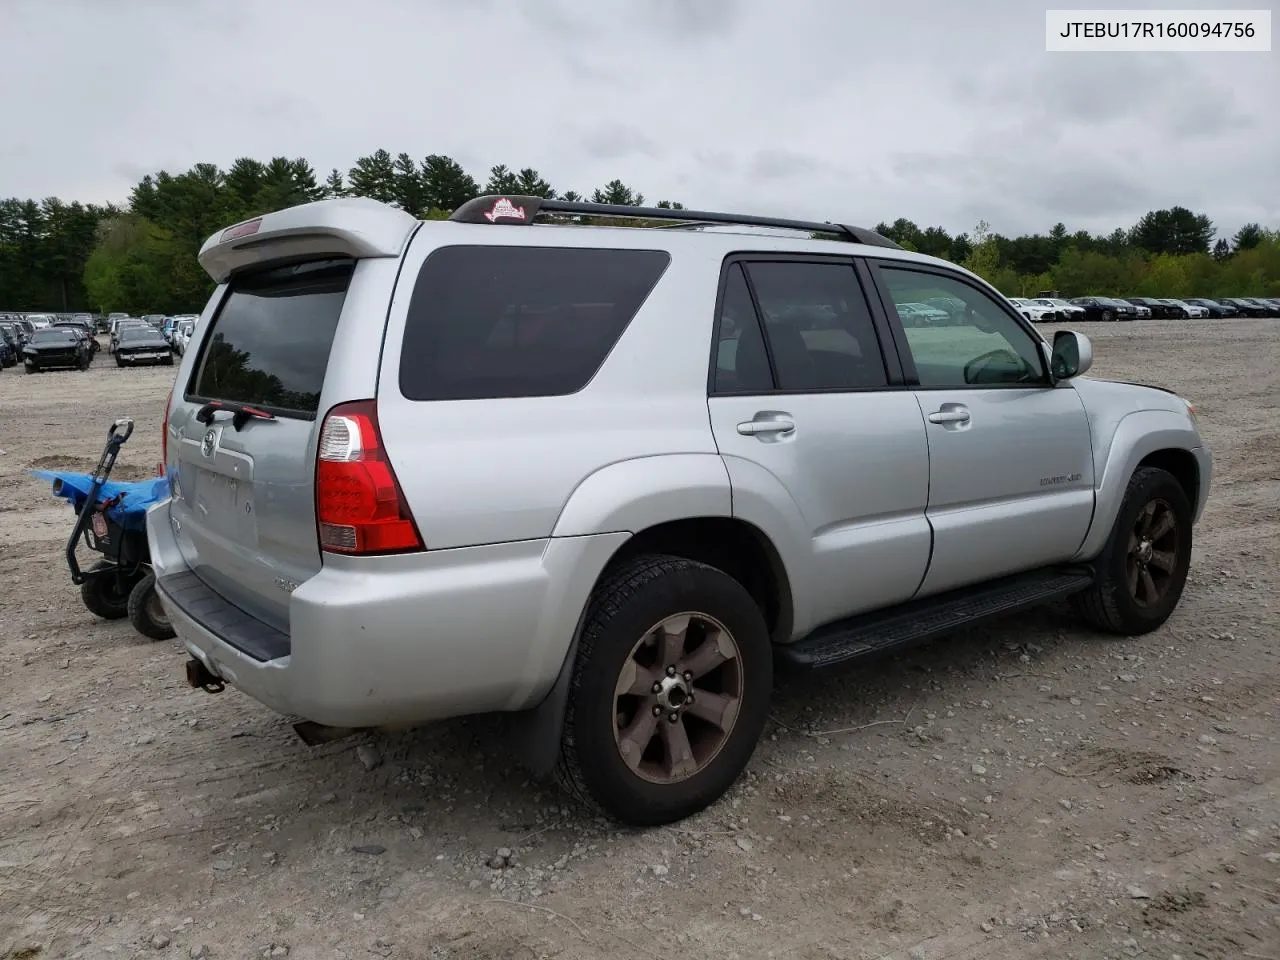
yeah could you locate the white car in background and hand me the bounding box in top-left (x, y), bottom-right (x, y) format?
top-left (174, 319), bottom-right (196, 355)
top-left (1033, 298), bottom-right (1086, 322)
top-left (1007, 297), bottom-right (1058, 323)
top-left (1161, 298), bottom-right (1208, 319)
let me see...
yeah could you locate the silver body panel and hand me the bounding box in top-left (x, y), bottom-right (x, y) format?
top-left (150, 199), bottom-right (1213, 729)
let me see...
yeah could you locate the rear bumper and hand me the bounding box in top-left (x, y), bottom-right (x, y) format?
top-left (146, 500), bottom-right (626, 728)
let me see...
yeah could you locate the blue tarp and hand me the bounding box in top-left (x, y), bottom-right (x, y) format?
top-left (33, 470), bottom-right (168, 532)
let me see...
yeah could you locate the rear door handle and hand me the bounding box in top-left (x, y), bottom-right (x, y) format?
top-left (927, 406), bottom-right (971, 425)
top-left (737, 414), bottom-right (795, 437)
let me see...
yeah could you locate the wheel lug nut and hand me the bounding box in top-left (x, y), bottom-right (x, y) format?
top-left (666, 665), bottom-right (677, 677)
top-left (652, 705), bottom-right (662, 717)
top-left (682, 671), bottom-right (693, 681)
top-left (668, 713), bottom-right (679, 723)
top-left (651, 682), bottom-right (662, 694)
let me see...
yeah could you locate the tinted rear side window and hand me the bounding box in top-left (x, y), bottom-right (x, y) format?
top-left (189, 258), bottom-right (354, 417)
top-left (399, 245), bottom-right (670, 401)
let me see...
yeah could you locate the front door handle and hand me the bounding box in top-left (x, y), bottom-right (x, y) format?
top-left (927, 406), bottom-right (971, 425)
top-left (737, 414), bottom-right (795, 437)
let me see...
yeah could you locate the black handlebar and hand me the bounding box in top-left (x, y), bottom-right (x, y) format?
top-left (65, 417), bottom-right (136, 584)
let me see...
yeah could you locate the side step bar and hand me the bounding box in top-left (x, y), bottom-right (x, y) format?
top-left (778, 566), bottom-right (1095, 670)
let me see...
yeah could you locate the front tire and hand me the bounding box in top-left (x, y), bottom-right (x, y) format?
top-left (557, 555), bottom-right (772, 826)
top-left (1072, 467), bottom-right (1193, 636)
top-left (128, 573), bottom-right (176, 641)
top-left (1101, 309), bottom-right (1115, 322)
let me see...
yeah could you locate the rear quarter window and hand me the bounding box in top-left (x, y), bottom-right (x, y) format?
top-left (399, 245), bottom-right (670, 401)
top-left (188, 258), bottom-right (355, 417)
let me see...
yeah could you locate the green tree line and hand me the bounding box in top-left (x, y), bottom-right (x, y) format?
top-left (1, 150), bottom-right (1277, 313)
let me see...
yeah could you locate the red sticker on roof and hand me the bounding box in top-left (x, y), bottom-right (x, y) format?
top-left (483, 198), bottom-right (526, 223)
top-left (221, 218), bottom-right (263, 242)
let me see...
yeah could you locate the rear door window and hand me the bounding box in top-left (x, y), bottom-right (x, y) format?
top-left (188, 258), bottom-right (354, 417)
top-left (399, 245), bottom-right (670, 401)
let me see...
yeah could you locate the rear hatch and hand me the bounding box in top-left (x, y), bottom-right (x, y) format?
top-left (167, 259), bottom-right (357, 631)
top-left (166, 198), bottom-right (420, 632)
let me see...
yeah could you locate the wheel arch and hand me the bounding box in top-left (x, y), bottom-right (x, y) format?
top-left (511, 514), bottom-right (794, 778)
top-left (1074, 410), bottom-right (1205, 562)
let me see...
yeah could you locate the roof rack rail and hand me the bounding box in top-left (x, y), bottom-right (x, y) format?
top-left (449, 195), bottom-right (903, 250)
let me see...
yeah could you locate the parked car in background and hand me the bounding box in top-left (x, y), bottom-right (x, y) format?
top-left (1220, 298), bottom-right (1270, 317)
top-left (110, 318), bottom-right (148, 352)
top-left (1159, 298), bottom-right (1208, 319)
top-left (1007, 297), bottom-right (1058, 322)
top-left (1069, 297), bottom-right (1137, 321)
top-left (1256, 298), bottom-right (1280, 315)
top-left (0, 319), bottom-right (28, 351)
top-left (0, 323), bottom-right (19, 366)
top-left (173, 318), bottom-right (196, 355)
top-left (26, 313), bottom-right (55, 329)
top-left (165, 314), bottom-right (198, 346)
top-left (1120, 297), bottom-right (1175, 319)
top-left (51, 319), bottom-right (99, 355)
top-left (23, 327), bottom-right (92, 372)
top-left (1031, 298), bottom-right (1086, 322)
top-left (921, 295), bottom-right (966, 323)
top-left (895, 301), bottom-right (952, 326)
top-left (140, 314), bottom-right (167, 329)
top-left (115, 324), bottom-right (174, 366)
top-left (1184, 298), bottom-right (1236, 318)
top-left (1239, 298), bottom-right (1280, 318)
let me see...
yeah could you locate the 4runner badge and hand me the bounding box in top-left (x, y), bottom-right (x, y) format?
top-left (484, 198), bottom-right (526, 222)
top-left (201, 429), bottom-right (217, 458)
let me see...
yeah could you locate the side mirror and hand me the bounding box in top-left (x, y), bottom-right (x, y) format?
top-left (1051, 330), bottom-right (1093, 379)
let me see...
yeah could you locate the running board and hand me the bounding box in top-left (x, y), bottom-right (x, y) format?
top-left (778, 566), bottom-right (1095, 670)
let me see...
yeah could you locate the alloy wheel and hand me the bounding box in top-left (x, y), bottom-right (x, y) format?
top-left (1126, 498), bottom-right (1179, 608)
top-left (612, 612), bottom-right (744, 785)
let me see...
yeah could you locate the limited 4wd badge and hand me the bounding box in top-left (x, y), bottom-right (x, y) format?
top-left (484, 198), bottom-right (527, 222)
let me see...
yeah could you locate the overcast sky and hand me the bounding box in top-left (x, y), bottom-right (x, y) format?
top-left (1, 0), bottom-right (1275, 240)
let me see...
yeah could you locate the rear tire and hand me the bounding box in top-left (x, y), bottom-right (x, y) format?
top-left (1072, 467), bottom-right (1193, 636)
top-left (80, 561), bottom-right (138, 620)
top-left (128, 573), bottom-right (176, 641)
top-left (556, 554), bottom-right (772, 826)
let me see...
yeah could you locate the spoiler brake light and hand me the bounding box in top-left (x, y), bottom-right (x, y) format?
top-left (221, 218), bottom-right (262, 242)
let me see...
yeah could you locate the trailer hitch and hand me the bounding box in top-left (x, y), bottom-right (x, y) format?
top-left (185, 658), bottom-right (225, 694)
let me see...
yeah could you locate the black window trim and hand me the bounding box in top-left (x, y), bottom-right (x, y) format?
top-left (706, 251), bottom-right (904, 398)
top-left (397, 242), bottom-right (672, 403)
top-left (863, 258), bottom-right (1053, 390)
top-left (182, 256), bottom-right (357, 421)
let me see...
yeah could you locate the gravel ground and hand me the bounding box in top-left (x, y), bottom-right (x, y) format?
top-left (1, 320), bottom-right (1277, 960)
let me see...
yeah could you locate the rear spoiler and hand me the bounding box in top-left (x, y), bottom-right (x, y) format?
top-left (198, 197), bottom-right (420, 284)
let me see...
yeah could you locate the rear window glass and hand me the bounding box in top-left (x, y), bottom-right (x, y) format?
top-left (189, 258), bottom-right (354, 417)
top-left (399, 245), bottom-right (670, 401)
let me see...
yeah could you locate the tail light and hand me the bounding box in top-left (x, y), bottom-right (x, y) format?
top-left (315, 400), bottom-right (423, 555)
top-left (159, 384), bottom-right (173, 476)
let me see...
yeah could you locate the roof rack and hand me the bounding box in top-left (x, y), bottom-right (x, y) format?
top-left (449, 195), bottom-right (904, 250)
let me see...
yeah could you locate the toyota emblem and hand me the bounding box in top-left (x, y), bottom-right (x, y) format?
top-left (201, 428), bottom-right (217, 458)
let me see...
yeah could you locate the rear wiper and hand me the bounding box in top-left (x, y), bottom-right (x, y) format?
top-left (195, 400), bottom-right (277, 431)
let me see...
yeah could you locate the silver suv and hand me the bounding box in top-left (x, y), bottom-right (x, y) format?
top-left (149, 194), bottom-right (1212, 826)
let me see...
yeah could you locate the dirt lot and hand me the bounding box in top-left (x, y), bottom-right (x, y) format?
top-left (2, 320), bottom-right (1277, 960)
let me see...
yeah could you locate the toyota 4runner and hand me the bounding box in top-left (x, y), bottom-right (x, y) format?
top-left (149, 194), bottom-right (1212, 826)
